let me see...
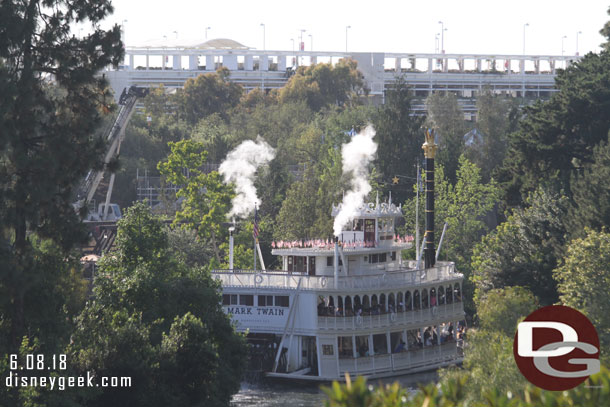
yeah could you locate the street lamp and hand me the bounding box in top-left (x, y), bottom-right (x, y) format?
top-left (309, 34), bottom-right (313, 52)
top-left (523, 23), bottom-right (529, 55)
top-left (438, 21), bottom-right (444, 53)
top-left (205, 26), bottom-right (211, 40)
top-left (345, 25), bottom-right (351, 53)
top-left (561, 35), bottom-right (567, 56)
top-left (260, 23), bottom-right (265, 50)
top-left (434, 33), bottom-right (439, 54)
top-left (173, 30), bottom-right (178, 40)
top-left (576, 30), bottom-right (582, 56)
top-left (290, 38), bottom-right (295, 52)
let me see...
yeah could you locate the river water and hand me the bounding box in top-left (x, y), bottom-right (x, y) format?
top-left (231, 371), bottom-right (438, 406)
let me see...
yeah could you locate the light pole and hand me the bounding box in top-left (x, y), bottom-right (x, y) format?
top-left (260, 23), bottom-right (265, 50)
top-left (205, 26), bottom-right (211, 40)
top-left (576, 31), bottom-right (582, 56)
top-left (523, 23), bottom-right (529, 55)
top-left (438, 21), bottom-right (444, 53)
top-left (561, 35), bottom-right (567, 56)
top-left (309, 34), bottom-right (313, 51)
top-left (434, 33), bottom-right (439, 54)
top-left (290, 38), bottom-right (295, 52)
top-left (173, 30), bottom-right (178, 40)
top-left (299, 29), bottom-right (306, 51)
top-left (345, 25), bottom-right (351, 52)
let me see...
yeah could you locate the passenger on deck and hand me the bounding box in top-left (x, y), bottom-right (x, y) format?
top-left (393, 340), bottom-right (406, 353)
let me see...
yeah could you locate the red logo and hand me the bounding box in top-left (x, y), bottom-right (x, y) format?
top-left (513, 305), bottom-right (600, 391)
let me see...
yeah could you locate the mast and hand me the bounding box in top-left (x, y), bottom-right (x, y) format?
top-left (422, 129), bottom-right (437, 269)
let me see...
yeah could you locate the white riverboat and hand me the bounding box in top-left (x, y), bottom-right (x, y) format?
top-left (213, 199), bottom-right (465, 381)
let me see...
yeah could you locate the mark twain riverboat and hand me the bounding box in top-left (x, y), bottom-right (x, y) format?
top-left (212, 131), bottom-right (465, 381)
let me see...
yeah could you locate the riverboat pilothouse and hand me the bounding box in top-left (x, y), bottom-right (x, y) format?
top-left (212, 131), bottom-right (465, 381)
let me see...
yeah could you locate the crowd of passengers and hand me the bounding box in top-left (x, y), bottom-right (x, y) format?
top-left (317, 289), bottom-right (462, 317)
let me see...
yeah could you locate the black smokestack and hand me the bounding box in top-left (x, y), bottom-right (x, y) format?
top-left (422, 129), bottom-right (437, 269)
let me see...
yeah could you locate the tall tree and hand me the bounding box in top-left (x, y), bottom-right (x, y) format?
top-left (0, 0), bottom-right (123, 347)
top-left (373, 77), bottom-right (424, 204)
top-left (425, 92), bottom-right (468, 183)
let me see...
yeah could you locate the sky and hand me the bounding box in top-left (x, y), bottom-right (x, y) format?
top-left (95, 0), bottom-right (609, 56)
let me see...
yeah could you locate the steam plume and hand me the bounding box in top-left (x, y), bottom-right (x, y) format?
top-left (333, 125), bottom-right (378, 236)
top-left (219, 137), bottom-right (275, 218)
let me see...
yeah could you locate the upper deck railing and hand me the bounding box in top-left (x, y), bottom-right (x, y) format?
top-left (212, 261), bottom-right (462, 291)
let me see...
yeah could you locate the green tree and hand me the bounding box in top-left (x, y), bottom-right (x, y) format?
top-left (498, 50), bottom-right (610, 207)
top-left (567, 135), bottom-right (610, 237)
top-left (0, 0), bottom-right (122, 349)
top-left (69, 203), bottom-right (246, 406)
top-left (471, 187), bottom-right (568, 306)
top-left (425, 92), bottom-right (468, 183)
top-left (554, 228), bottom-right (610, 365)
top-left (475, 286), bottom-right (538, 337)
top-left (373, 77), bottom-right (424, 204)
top-left (158, 139), bottom-right (234, 263)
top-left (175, 67), bottom-right (243, 125)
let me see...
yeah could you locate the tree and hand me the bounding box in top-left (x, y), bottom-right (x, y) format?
top-left (157, 139), bottom-right (234, 263)
top-left (278, 59), bottom-right (366, 111)
top-left (175, 67), bottom-right (243, 125)
top-left (498, 50), bottom-right (610, 207)
top-left (475, 286), bottom-right (538, 337)
top-left (554, 228), bottom-right (610, 365)
top-left (471, 187), bottom-right (568, 306)
top-left (373, 77), bottom-right (424, 204)
top-left (0, 0), bottom-right (123, 348)
top-left (425, 92), bottom-right (468, 183)
top-left (69, 203), bottom-right (246, 406)
top-left (567, 135), bottom-right (610, 237)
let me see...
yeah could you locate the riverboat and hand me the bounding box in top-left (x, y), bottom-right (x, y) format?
top-left (212, 131), bottom-right (465, 381)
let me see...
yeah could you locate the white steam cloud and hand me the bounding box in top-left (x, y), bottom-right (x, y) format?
top-left (219, 137), bottom-right (275, 218)
top-left (333, 125), bottom-right (378, 236)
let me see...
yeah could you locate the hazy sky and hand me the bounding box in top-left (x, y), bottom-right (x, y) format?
top-left (97, 0), bottom-right (609, 56)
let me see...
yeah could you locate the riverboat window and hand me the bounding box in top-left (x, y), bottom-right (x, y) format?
top-left (390, 251), bottom-right (396, 261)
top-left (373, 333), bottom-right (388, 355)
top-left (407, 329), bottom-right (422, 348)
top-left (326, 256), bottom-right (342, 266)
top-left (370, 254), bottom-right (378, 263)
top-left (356, 335), bottom-right (370, 357)
top-left (379, 253), bottom-right (387, 263)
top-left (258, 295), bottom-right (274, 306)
top-left (308, 256), bottom-right (316, 276)
top-left (275, 296), bottom-right (289, 307)
top-left (405, 291), bottom-right (412, 311)
top-left (352, 219), bottom-right (363, 231)
top-left (222, 294), bottom-right (238, 305)
top-left (390, 331), bottom-right (405, 353)
top-left (239, 295), bottom-right (254, 306)
top-left (338, 336), bottom-right (353, 358)
top-left (287, 256), bottom-right (307, 272)
top-left (322, 345), bottom-right (334, 356)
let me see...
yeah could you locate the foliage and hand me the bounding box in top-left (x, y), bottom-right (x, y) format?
top-left (175, 67), bottom-right (243, 124)
top-left (279, 59), bottom-right (366, 111)
top-left (498, 50), bottom-right (610, 207)
top-left (157, 139), bottom-right (234, 262)
top-left (68, 203), bottom-right (246, 406)
top-left (554, 228), bottom-right (610, 365)
top-left (373, 77), bottom-right (425, 203)
top-left (0, 0), bottom-right (123, 348)
top-left (475, 286), bottom-right (538, 337)
top-left (471, 187), bottom-right (568, 306)
top-left (425, 92), bottom-right (468, 183)
top-left (567, 135), bottom-right (610, 237)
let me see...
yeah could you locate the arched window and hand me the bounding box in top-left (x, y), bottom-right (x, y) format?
top-left (422, 289), bottom-right (429, 309)
top-left (430, 287), bottom-right (437, 307)
top-left (413, 290), bottom-right (420, 310)
top-left (328, 296), bottom-right (334, 307)
top-left (388, 293), bottom-right (395, 313)
top-left (380, 293), bottom-right (386, 313)
top-left (345, 296), bottom-right (353, 316)
top-left (363, 295), bottom-right (370, 315)
top-left (397, 292), bottom-right (404, 311)
top-left (405, 291), bottom-right (412, 311)
top-left (454, 283), bottom-right (462, 302)
top-left (446, 284), bottom-right (453, 304)
top-left (354, 295), bottom-right (362, 314)
top-left (438, 286), bottom-right (445, 305)
top-left (337, 296), bottom-right (344, 316)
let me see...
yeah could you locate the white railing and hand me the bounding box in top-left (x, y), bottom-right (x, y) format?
top-left (317, 303), bottom-right (464, 331)
top-left (212, 262), bottom-right (461, 291)
top-left (338, 343), bottom-right (461, 376)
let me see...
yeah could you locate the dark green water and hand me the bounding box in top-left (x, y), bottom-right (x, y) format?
top-left (231, 371), bottom-right (437, 406)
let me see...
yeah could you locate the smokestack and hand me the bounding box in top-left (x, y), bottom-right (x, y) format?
top-left (422, 129), bottom-right (437, 269)
top-left (333, 237), bottom-right (339, 289)
top-left (229, 221), bottom-right (235, 271)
